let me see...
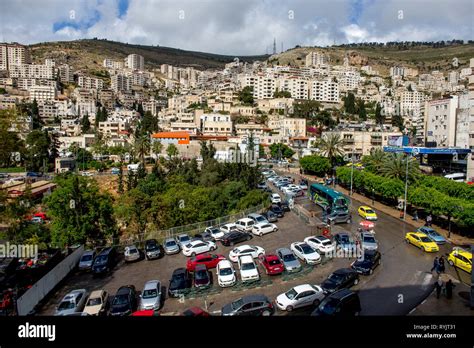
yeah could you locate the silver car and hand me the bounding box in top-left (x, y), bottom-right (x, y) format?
top-left (276, 248), bottom-right (302, 273)
top-left (360, 232), bottom-right (378, 251)
top-left (163, 238), bottom-right (180, 254)
top-left (140, 280), bottom-right (162, 310)
top-left (124, 245), bottom-right (140, 262)
top-left (55, 289), bottom-right (87, 316)
top-left (78, 250), bottom-right (96, 271)
top-left (175, 234), bottom-right (191, 249)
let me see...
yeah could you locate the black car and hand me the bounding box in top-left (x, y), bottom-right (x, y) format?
top-left (351, 250), bottom-right (381, 275)
top-left (321, 268), bottom-right (359, 294)
top-left (221, 295), bottom-right (274, 316)
top-left (311, 289), bottom-right (361, 316)
top-left (109, 285), bottom-right (138, 316)
top-left (279, 200), bottom-right (290, 212)
top-left (262, 211), bottom-right (278, 223)
top-left (193, 231), bottom-right (215, 243)
top-left (221, 231), bottom-right (252, 247)
top-left (168, 268), bottom-right (192, 298)
top-left (193, 264), bottom-right (212, 288)
top-left (92, 247), bottom-right (118, 276)
top-left (144, 239), bottom-right (161, 260)
top-left (270, 205), bottom-right (284, 218)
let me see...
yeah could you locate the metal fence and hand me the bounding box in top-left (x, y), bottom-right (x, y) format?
top-left (291, 204), bottom-right (311, 225)
top-left (119, 203), bottom-right (267, 246)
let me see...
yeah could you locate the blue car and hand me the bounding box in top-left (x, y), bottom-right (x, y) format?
top-left (417, 227), bottom-right (446, 245)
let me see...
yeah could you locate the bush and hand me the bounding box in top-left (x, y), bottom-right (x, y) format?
top-left (300, 156), bottom-right (331, 176)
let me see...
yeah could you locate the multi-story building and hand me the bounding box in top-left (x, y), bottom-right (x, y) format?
top-left (98, 89), bottom-right (115, 110)
top-left (58, 64), bottom-right (74, 83)
top-left (29, 85), bottom-right (56, 101)
top-left (424, 96), bottom-right (459, 147)
top-left (305, 51), bottom-right (329, 67)
top-left (0, 43), bottom-right (31, 71)
top-left (73, 88), bottom-right (97, 117)
top-left (78, 76), bottom-right (104, 90)
top-left (103, 59), bottom-right (124, 70)
top-left (10, 63), bottom-right (55, 79)
top-left (125, 54), bottom-right (144, 71)
top-left (111, 74), bottom-right (131, 93)
top-left (200, 113), bottom-right (232, 136)
top-left (309, 78), bottom-right (339, 103)
top-left (268, 116), bottom-right (306, 138)
top-left (278, 77), bottom-right (309, 100)
top-left (400, 90), bottom-right (426, 115)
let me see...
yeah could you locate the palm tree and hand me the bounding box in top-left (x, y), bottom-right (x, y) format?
top-left (316, 133), bottom-right (344, 166)
top-left (134, 134), bottom-right (151, 165)
top-left (363, 148), bottom-right (386, 174)
top-left (152, 141), bottom-right (163, 160)
top-left (380, 153), bottom-right (420, 182)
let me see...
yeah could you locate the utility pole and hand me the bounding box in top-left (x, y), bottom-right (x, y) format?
top-left (273, 38), bottom-right (276, 55)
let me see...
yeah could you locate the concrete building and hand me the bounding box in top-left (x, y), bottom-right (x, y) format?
top-left (310, 78), bottom-right (339, 103)
top-left (424, 96), bottom-right (459, 147)
top-left (268, 116), bottom-right (306, 138)
top-left (58, 64), bottom-right (74, 83)
top-left (78, 76), bottom-right (104, 90)
top-left (29, 85), bottom-right (56, 101)
top-left (278, 77), bottom-right (309, 100)
top-left (200, 113), bottom-right (232, 136)
top-left (151, 131), bottom-right (190, 146)
top-left (9, 63), bottom-right (54, 79)
top-left (125, 54), bottom-right (144, 71)
top-left (305, 51), bottom-right (329, 67)
top-left (103, 59), bottom-right (124, 70)
top-left (111, 74), bottom-right (131, 93)
top-left (0, 43), bottom-right (30, 71)
top-left (400, 90), bottom-right (426, 115)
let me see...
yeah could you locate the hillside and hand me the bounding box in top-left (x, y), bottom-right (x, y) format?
top-left (29, 39), bottom-right (269, 73)
top-left (269, 44), bottom-right (474, 76)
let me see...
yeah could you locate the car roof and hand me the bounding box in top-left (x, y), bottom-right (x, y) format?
top-left (178, 234), bottom-right (190, 238)
top-left (240, 294), bottom-right (269, 303)
top-left (89, 290), bottom-right (105, 297)
top-left (334, 268), bottom-right (355, 275)
top-left (239, 255), bottom-right (254, 262)
top-left (195, 264), bottom-right (208, 271)
top-left (361, 232), bottom-right (374, 237)
top-left (276, 247), bottom-right (292, 255)
top-left (98, 247), bottom-right (114, 255)
top-left (145, 239), bottom-right (158, 244)
top-left (419, 226), bottom-right (435, 232)
top-left (264, 254), bottom-right (279, 261)
top-left (165, 238), bottom-right (177, 243)
top-left (238, 218), bottom-right (254, 223)
top-left (293, 284), bottom-right (315, 293)
top-left (144, 280), bottom-right (160, 289)
top-left (64, 289), bottom-right (86, 300)
top-left (173, 267), bottom-right (187, 275)
top-left (451, 249), bottom-right (472, 258)
top-left (218, 259), bottom-right (232, 267)
top-left (360, 206), bottom-right (371, 209)
top-left (82, 250), bottom-right (95, 256)
top-left (193, 253), bottom-right (212, 260)
top-left (116, 286), bottom-right (133, 294)
top-left (329, 288), bottom-right (356, 300)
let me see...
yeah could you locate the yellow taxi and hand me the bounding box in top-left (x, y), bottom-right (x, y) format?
top-left (447, 248), bottom-right (472, 273)
top-left (405, 232), bottom-right (439, 253)
top-left (358, 206), bottom-right (378, 221)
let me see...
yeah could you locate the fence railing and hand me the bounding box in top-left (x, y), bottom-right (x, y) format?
top-left (119, 203), bottom-right (267, 246)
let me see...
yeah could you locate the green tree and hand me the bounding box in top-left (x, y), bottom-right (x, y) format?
top-left (25, 130), bottom-right (50, 171)
top-left (141, 111), bottom-right (159, 135)
top-left (118, 164), bottom-right (124, 193)
top-left (358, 99), bottom-right (367, 121)
top-left (315, 133), bottom-right (344, 167)
top-left (238, 86), bottom-right (254, 105)
top-left (380, 153), bottom-right (420, 182)
top-left (362, 148), bottom-right (386, 173)
top-left (273, 90), bottom-right (292, 98)
top-left (293, 100), bottom-right (321, 119)
top-left (30, 98), bottom-right (42, 130)
top-left (166, 143), bottom-right (179, 158)
top-left (344, 92), bottom-right (356, 114)
top-left (134, 134), bottom-right (151, 165)
top-left (81, 115), bottom-right (91, 133)
top-left (0, 109), bottom-right (25, 168)
top-left (269, 143), bottom-right (295, 159)
top-left (375, 103), bottom-right (384, 125)
top-left (152, 140), bottom-right (163, 159)
top-left (299, 155), bottom-right (331, 176)
top-left (392, 114), bottom-right (404, 131)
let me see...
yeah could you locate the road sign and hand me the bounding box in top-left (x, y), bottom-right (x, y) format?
top-left (412, 148), bottom-right (420, 156)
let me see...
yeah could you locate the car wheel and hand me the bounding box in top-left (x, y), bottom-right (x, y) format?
top-left (262, 310), bottom-right (271, 316)
top-left (246, 235), bottom-right (251, 241)
top-left (191, 252), bottom-right (196, 257)
top-left (369, 269), bottom-right (373, 275)
top-left (286, 305), bottom-right (293, 312)
top-left (378, 259), bottom-right (381, 265)
top-left (210, 246), bottom-right (216, 251)
top-left (347, 219), bottom-right (351, 224)
top-left (448, 260), bottom-right (454, 266)
top-left (273, 228), bottom-right (278, 232)
top-left (312, 299), bottom-right (320, 306)
top-left (230, 242), bottom-right (234, 246)
top-left (353, 278), bottom-right (359, 285)
top-left (405, 239), bottom-right (410, 244)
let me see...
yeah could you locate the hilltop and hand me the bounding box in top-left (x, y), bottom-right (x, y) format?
top-left (29, 39), bottom-right (269, 73)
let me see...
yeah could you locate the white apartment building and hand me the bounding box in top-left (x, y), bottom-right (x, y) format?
top-left (200, 113), bottom-right (232, 136)
top-left (73, 88), bottom-right (97, 117)
top-left (253, 75), bottom-right (276, 99)
top-left (0, 43), bottom-right (30, 71)
top-left (305, 51), bottom-right (329, 67)
top-left (29, 85), bottom-right (56, 101)
top-left (78, 76), bottom-right (104, 90)
top-left (17, 78), bottom-right (56, 91)
top-left (424, 96), bottom-right (459, 147)
top-left (278, 77), bottom-right (309, 100)
top-left (400, 90), bottom-right (426, 115)
top-left (256, 98), bottom-right (294, 114)
top-left (97, 119), bottom-right (129, 137)
top-left (111, 74), bottom-right (131, 93)
top-left (310, 78), bottom-right (339, 103)
top-left (58, 64), bottom-right (74, 83)
top-left (125, 54), bottom-right (144, 71)
top-left (103, 59), bottom-right (124, 70)
top-left (10, 63), bottom-right (55, 79)
top-left (268, 116), bottom-right (306, 137)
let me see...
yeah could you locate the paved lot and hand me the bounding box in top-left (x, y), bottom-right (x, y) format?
top-left (38, 174), bottom-right (459, 316)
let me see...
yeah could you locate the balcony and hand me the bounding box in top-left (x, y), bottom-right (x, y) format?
top-left (343, 138), bottom-right (355, 145)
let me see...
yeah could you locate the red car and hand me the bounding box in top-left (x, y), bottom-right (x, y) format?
top-left (259, 254), bottom-right (284, 275)
top-left (131, 310), bottom-right (160, 316)
top-left (186, 253), bottom-right (226, 272)
top-left (182, 307), bottom-right (210, 316)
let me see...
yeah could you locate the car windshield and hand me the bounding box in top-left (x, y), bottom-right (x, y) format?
top-left (285, 288), bottom-right (298, 300)
top-left (146, 244), bottom-right (158, 251)
top-left (95, 255), bottom-right (107, 264)
top-left (321, 240), bottom-right (331, 246)
top-left (363, 236), bottom-right (376, 243)
top-left (81, 255), bottom-right (93, 262)
top-left (283, 254), bottom-right (296, 262)
top-left (112, 294), bottom-right (129, 305)
top-left (142, 289), bottom-right (158, 299)
top-left (365, 209), bottom-right (375, 214)
top-left (220, 268), bottom-right (233, 276)
top-left (165, 241), bottom-right (177, 247)
top-left (329, 273), bottom-right (344, 282)
top-left (340, 236), bottom-right (351, 243)
top-left (180, 236), bottom-right (190, 242)
top-left (87, 297), bottom-right (102, 306)
top-left (255, 217), bottom-right (266, 223)
top-left (58, 301), bottom-right (75, 310)
top-left (231, 299), bottom-right (244, 310)
top-left (362, 253), bottom-right (375, 262)
top-left (269, 259), bottom-right (281, 266)
top-left (127, 248), bottom-right (138, 254)
top-left (241, 262), bottom-right (255, 271)
top-left (173, 273), bottom-right (185, 281)
top-left (209, 228), bottom-right (220, 234)
top-left (420, 237), bottom-right (432, 243)
top-left (301, 244), bottom-right (314, 254)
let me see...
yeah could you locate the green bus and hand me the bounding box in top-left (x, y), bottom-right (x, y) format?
top-left (309, 183), bottom-right (350, 212)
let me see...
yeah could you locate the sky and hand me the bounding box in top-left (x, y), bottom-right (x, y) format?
top-left (0, 0), bottom-right (472, 55)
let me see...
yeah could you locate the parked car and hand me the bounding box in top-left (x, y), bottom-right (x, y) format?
top-left (262, 211), bottom-right (277, 223)
top-left (193, 264), bottom-right (212, 288)
top-left (163, 238), bottom-right (180, 255)
top-left (258, 254), bottom-right (284, 275)
top-left (175, 234), bottom-right (192, 249)
top-left (124, 245), bottom-right (141, 262)
top-left (334, 233), bottom-right (356, 253)
top-left (257, 182), bottom-right (267, 189)
top-left (311, 289), bottom-right (361, 316)
top-left (168, 268), bottom-right (192, 298)
top-left (220, 223), bottom-right (239, 235)
top-left (229, 245), bottom-right (265, 262)
top-left (186, 253), bottom-right (226, 272)
top-left (276, 248), bottom-right (302, 273)
top-left (182, 240), bottom-right (217, 257)
top-left (324, 210), bottom-right (352, 224)
top-left (182, 307), bottom-right (210, 316)
top-left (78, 250), bottom-right (96, 271)
top-left (140, 280), bottom-right (162, 311)
top-left (252, 222), bottom-right (278, 236)
top-left (221, 294), bottom-right (274, 316)
top-left (235, 218), bottom-right (256, 232)
top-left (92, 247), bottom-right (118, 276)
top-left (321, 268), bottom-right (359, 294)
top-left (275, 284), bottom-right (325, 312)
top-left (111, 167), bottom-right (120, 175)
top-left (55, 289), bottom-right (87, 316)
top-left (270, 204), bottom-right (284, 217)
top-left (83, 290), bottom-right (108, 316)
top-left (81, 171), bottom-right (93, 177)
top-left (221, 231), bottom-right (252, 247)
top-left (359, 232), bottom-right (378, 251)
top-left (144, 239), bottom-right (161, 260)
top-left (351, 250), bottom-right (381, 275)
top-left (192, 231), bottom-right (215, 243)
top-left (110, 285), bottom-right (138, 316)
top-left (205, 227), bottom-right (225, 241)
top-left (299, 181), bottom-right (308, 190)
top-left (290, 242), bottom-right (321, 265)
top-left (270, 193), bottom-right (281, 204)
top-left (304, 236), bottom-right (335, 254)
top-left (217, 260), bottom-right (237, 287)
top-left (278, 200), bottom-right (290, 212)
top-left (238, 255), bottom-right (260, 283)
top-left (417, 226), bottom-right (447, 245)
top-left (247, 213), bottom-right (269, 225)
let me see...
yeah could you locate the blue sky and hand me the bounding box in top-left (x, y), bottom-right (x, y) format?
top-left (2, 0), bottom-right (473, 55)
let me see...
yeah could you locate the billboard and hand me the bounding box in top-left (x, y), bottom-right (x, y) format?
top-left (387, 135), bottom-right (403, 147)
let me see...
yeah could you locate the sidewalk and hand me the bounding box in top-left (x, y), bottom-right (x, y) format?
top-left (280, 167), bottom-right (474, 247)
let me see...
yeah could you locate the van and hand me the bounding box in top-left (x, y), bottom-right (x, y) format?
top-left (235, 218), bottom-right (256, 232)
top-left (92, 247), bottom-right (118, 276)
top-left (444, 173), bottom-right (466, 182)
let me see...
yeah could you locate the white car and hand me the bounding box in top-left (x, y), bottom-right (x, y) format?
top-left (220, 223), bottom-right (239, 234)
top-left (275, 284), bottom-right (325, 312)
top-left (124, 245), bottom-right (140, 262)
top-left (290, 242), bottom-right (321, 265)
top-left (268, 176), bottom-right (280, 183)
top-left (282, 185), bottom-right (299, 194)
top-left (271, 193), bottom-right (281, 204)
top-left (235, 218), bottom-right (256, 232)
top-left (217, 260), bottom-right (237, 287)
top-left (238, 255), bottom-right (259, 282)
top-left (299, 183), bottom-right (308, 190)
top-left (55, 289), bottom-right (87, 316)
top-left (205, 227), bottom-right (225, 240)
top-left (83, 290), bottom-right (108, 316)
top-left (228, 245), bottom-right (265, 262)
top-left (182, 240), bottom-right (217, 257)
top-left (304, 236), bottom-right (336, 254)
top-left (251, 223), bottom-right (278, 236)
top-left (81, 171), bottom-right (93, 177)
